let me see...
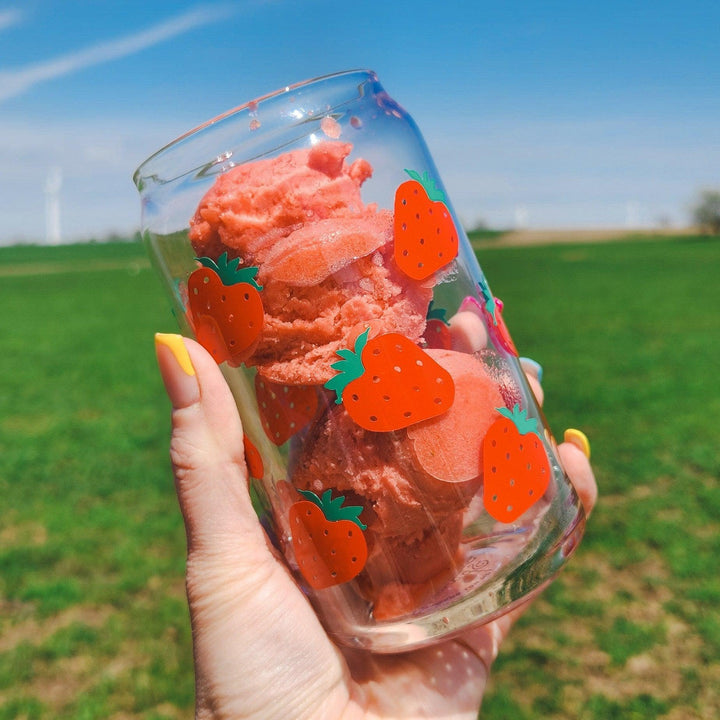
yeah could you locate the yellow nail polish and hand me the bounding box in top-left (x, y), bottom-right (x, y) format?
top-left (564, 429), bottom-right (591, 459)
top-left (155, 333), bottom-right (195, 376)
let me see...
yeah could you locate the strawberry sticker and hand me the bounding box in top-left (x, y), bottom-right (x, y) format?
top-left (255, 375), bottom-right (319, 446)
top-left (324, 328), bottom-right (455, 432)
top-left (289, 489), bottom-right (368, 590)
top-left (477, 284), bottom-right (518, 356)
top-left (422, 301), bottom-right (452, 349)
top-left (394, 169), bottom-right (458, 280)
top-left (187, 252), bottom-right (264, 366)
top-left (242, 434), bottom-right (264, 480)
top-left (482, 404), bottom-right (551, 523)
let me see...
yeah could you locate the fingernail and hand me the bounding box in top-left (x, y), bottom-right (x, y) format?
top-left (519, 357), bottom-right (543, 383)
top-left (564, 428), bottom-right (591, 459)
top-left (154, 333), bottom-right (199, 408)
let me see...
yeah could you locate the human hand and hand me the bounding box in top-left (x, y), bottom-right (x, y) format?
top-left (155, 333), bottom-right (596, 720)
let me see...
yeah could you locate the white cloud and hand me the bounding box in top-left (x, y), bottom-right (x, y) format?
top-left (0, 7), bottom-right (22, 32)
top-left (0, 4), bottom-right (235, 104)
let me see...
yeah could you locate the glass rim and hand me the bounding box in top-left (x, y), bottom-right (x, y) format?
top-left (132, 68), bottom-right (378, 189)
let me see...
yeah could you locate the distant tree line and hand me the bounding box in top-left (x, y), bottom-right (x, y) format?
top-left (692, 190), bottom-right (720, 235)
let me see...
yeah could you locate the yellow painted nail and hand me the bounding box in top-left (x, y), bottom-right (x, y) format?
top-left (564, 428), bottom-right (591, 459)
top-left (155, 333), bottom-right (195, 376)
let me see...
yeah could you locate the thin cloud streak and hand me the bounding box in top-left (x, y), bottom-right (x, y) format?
top-left (0, 4), bottom-right (235, 103)
top-left (0, 7), bottom-right (22, 32)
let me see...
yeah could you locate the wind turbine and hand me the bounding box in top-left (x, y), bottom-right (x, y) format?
top-left (45, 166), bottom-right (63, 245)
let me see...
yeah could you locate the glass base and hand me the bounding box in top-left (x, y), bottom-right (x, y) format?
top-left (317, 493), bottom-right (586, 653)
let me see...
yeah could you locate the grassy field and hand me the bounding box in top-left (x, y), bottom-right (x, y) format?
top-left (0, 236), bottom-right (718, 718)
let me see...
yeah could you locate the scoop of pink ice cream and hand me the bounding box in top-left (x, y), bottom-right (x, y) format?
top-left (290, 405), bottom-right (474, 538)
top-left (189, 141), bottom-right (433, 384)
top-left (289, 403), bottom-right (473, 612)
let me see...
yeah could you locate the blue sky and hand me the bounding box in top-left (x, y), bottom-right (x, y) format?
top-left (1, 0), bottom-right (719, 243)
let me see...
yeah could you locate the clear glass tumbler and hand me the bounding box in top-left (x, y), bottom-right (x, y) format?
top-left (134, 69), bottom-right (586, 653)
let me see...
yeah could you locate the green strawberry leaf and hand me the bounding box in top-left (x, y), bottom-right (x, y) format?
top-left (404, 169), bottom-right (446, 203)
top-left (196, 252), bottom-right (263, 290)
top-left (296, 489), bottom-right (367, 530)
top-left (324, 328), bottom-right (370, 405)
top-left (426, 300), bottom-right (449, 325)
top-left (495, 404), bottom-right (540, 436)
top-left (478, 282), bottom-right (498, 326)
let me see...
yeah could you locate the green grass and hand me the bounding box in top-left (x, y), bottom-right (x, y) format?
top-left (1, 236), bottom-right (719, 718)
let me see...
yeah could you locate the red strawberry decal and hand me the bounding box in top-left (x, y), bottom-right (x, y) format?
top-left (324, 328), bottom-right (455, 432)
top-left (478, 284), bottom-right (518, 356)
top-left (255, 375), bottom-right (319, 446)
top-left (289, 489), bottom-right (368, 590)
top-left (394, 169), bottom-right (458, 280)
top-left (242, 434), bottom-right (264, 480)
top-left (422, 301), bottom-right (452, 349)
top-left (187, 252), bottom-right (264, 366)
top-left (482, 404), bottom-right (551, 523)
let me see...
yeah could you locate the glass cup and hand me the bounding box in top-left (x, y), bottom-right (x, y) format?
top-left (134, 69), bottom-right (586, 653)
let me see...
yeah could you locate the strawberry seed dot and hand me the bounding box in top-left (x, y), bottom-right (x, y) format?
top-left (372, 376), bottom-right (381, 383)
top-left (369, 415), bottom-right (377, 423)
top-left (403, 411), bottom-right (412, 418)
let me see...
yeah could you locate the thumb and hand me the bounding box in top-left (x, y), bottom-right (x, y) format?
top-left (153, 333), bottom-right (266, 558)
